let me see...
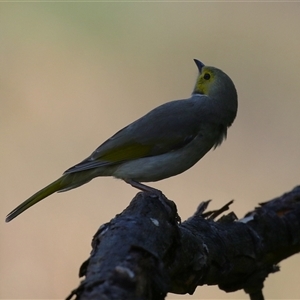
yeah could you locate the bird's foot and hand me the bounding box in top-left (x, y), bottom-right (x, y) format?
top-left (124, 179), bottom-right (181, 223)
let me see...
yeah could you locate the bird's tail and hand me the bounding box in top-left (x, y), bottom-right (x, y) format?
top-left (6, 177), bottom-right (64, 222)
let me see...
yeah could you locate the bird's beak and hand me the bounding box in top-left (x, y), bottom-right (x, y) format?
top-left (194, 59), bottom-right (205, 72)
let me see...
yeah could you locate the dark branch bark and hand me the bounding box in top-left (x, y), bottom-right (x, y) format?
top-left (66, 186), bottom-right (300, 300)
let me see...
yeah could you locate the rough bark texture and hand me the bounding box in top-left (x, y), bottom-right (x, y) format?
top-left (67, 186), bottom-right (300, 300)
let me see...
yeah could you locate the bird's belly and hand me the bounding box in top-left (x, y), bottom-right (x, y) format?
top-left (112, 135), bottom-right (214, 182)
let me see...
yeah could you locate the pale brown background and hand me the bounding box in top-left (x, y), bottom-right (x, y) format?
top-left (1, 2), bottom-right (300, 300)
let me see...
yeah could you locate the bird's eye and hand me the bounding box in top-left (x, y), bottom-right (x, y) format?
top-left (203, 73), bottom-right (211, 80)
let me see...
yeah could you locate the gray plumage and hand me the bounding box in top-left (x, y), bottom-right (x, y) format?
top-left (6, 59), bottom-right (238, 222)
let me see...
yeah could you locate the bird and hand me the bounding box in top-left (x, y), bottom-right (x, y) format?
top-left (5, 59), bottom-right (238, 222)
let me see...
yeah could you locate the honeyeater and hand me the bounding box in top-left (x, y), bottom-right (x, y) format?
top-left (6, 59), bottom-right (238, 222)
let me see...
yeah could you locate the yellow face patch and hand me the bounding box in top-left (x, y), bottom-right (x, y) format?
top-left (194, 68), bottom-right (215, 95)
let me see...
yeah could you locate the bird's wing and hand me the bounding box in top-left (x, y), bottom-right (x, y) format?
top-left (64, 96), bottom-right (210, 174)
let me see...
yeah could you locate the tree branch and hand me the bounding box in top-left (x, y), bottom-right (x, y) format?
top-left (66, 186), bottom-right (300, 300)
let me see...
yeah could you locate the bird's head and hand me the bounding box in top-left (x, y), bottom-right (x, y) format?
top-left (192, 59), bottom-right (238, 123)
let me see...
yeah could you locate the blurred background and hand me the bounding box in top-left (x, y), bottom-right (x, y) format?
top-left (1, 2), bottom-right (300, 299)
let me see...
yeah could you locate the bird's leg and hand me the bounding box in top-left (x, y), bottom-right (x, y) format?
top-left (124, 179), bottom-right (162, 195)
top-left (124, 179), bottom-right (180, 223)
